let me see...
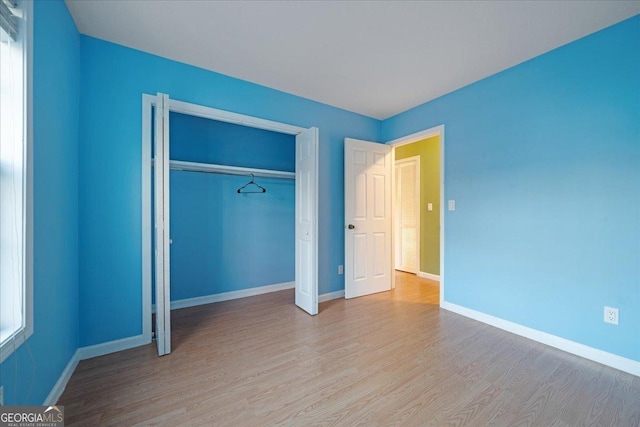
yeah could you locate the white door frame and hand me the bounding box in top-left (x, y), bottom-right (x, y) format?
top-left (394, 155), bottom-right (420, 274)
top-left (387, 124), bottom-right (445, 305)
top-left (141, 94), bottom-right (319, 344)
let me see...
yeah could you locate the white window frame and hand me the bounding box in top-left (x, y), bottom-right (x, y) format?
top-left (0, 0), bottom-right (33, 364)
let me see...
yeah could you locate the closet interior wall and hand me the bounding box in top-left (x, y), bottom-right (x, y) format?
top-left (152, 111), bottom-right (296, 305)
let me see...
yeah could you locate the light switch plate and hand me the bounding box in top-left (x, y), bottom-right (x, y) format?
top-left (428, 203), bottom-right (433, 211)
top-left (448, 200), bottom-right (456, 211)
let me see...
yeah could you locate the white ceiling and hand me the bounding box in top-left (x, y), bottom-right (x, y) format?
top-left (65, 1), bottom-right (640, 120)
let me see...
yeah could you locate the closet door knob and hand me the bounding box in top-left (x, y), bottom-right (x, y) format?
top-left (348, 224), bottom-right (355, 229)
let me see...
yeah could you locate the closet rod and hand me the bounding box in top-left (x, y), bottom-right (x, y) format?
top-left (152, 159), bottom-right (295, 180)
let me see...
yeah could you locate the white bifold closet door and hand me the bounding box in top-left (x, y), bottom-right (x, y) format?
top-left (154, 93), bottom-right (171, 356)
top-left (295, 127), bottom-right (319, 315)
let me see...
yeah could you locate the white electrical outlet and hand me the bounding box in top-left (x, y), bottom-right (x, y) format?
top-left (448, 200), bottom-right (456, 211)
top-left (338, 265), bottom-right (344, 275)
top-left (604, 306), bottom-right (619, 325)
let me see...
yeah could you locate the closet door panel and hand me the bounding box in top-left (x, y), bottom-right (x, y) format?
top-left (295, 127), bottom-right (318, 315)
top-left (154, 93), bottom-right (171, 356)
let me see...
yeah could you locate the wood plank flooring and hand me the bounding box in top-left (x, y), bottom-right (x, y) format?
top-left (59, 272), bottom-right (640, 426)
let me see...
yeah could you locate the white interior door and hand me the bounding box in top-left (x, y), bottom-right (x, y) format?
top-left (344, 138), bottom-right (392, 298)
top-left (154, 93), bottom-right (171, 356)
top-left (295, 127), bottom-right (319, 315)
top-left (395, 157), bottom-right (420, 273)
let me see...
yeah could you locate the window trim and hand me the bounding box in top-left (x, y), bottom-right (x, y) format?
top-left (0, 0), bottom-right (33, 364)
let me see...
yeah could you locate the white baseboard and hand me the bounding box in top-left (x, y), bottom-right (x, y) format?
top-left (44, 284), bottom-right (343, 405)
top-left (162, 281), bottom-right (296, 311)
top-left (45, 334), bottom-right (150, 405)
top-left (319, 290), bottom-right (345, 303)
top-left (43, 350), bottom-right (80, 405)
top-left (418, 271), bottom-right (440, 281)
top-left (441, 301), bottom-right (640, 377)
top-left (159, 282), bottom-right (342, 309)
top-left (76, 334), bottom-right (150, 361)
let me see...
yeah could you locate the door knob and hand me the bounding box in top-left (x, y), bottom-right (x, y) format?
top-left (348, 224), bottom-right (355, 229)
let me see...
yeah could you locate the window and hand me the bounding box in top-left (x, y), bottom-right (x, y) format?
top-left (0, 0), bottom-right (32, 363)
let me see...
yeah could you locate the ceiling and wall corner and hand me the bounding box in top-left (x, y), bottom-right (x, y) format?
top-left (69, 4), bottom-right (640, 366)
top-left (64, 1), bottom-right (640, 119)
top-left (2, 0), bottom-right (638, 407)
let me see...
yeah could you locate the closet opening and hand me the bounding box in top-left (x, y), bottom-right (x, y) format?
top-left (142, 94), bottom-right (319, 356)
top-left (162, 110), bottom-right (296, 307)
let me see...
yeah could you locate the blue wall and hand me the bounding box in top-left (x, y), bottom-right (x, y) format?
top-left (168, 113), bottom-right (295, 300)
top-left (78, 36), bottom-right (379, 346)
top-left (8, 3), bottom-right (635, 405)
top-left (0, 0), bottom-right (80, 404)
top-left (382, 16), bottom-right (640, 361)
top-left (169, 112), bottom-right (295, 171)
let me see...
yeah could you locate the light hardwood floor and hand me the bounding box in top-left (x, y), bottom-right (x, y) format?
top-left (59, 272), bottom-right (640, 426)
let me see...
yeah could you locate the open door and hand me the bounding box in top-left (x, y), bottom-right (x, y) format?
top-left (295, 127), bottom-right (319, 315)
top-left (154, 93), bottom-right (171, 355)
top-left (344, 138), bottom-right (392, 298)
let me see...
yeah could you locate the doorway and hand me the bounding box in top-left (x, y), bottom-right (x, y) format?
top-left (343, 125), bottom-right (444, 305)
top-left (142, 94), bottom-right (319, 356)
top-left (389, 125), bottom-right (444, 305)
